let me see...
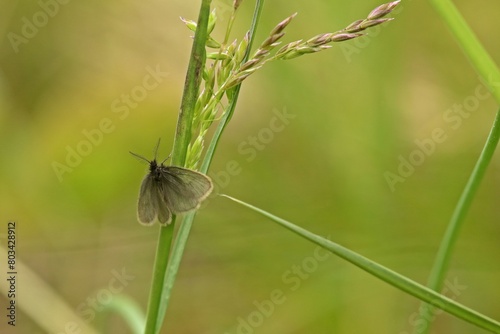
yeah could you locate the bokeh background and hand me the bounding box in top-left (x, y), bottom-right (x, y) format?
top-left (1, 0), bottom-right (499, 333)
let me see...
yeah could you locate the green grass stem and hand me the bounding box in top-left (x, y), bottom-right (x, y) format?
top-left (420, 1), bottom-right (500, 332)
top-left (429, 0), bottom-right (500, 102)
top-left (101, 295), bottom-right (145, 334)
top-left (146, 1), bottom-right (264, 333)
top-left (418, 107), bottom-right (500, 333)
top-left (143, 1), bottom-right (211, 333)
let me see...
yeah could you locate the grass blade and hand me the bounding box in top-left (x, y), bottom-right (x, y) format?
top-left (222, 194), bottom-right (500, 333)
top-left (422, 1), bottom-right (500, 332)
top-left (429, 0), bottom-right (500, 102)
top-left (419, 107), bottom-right (500, 333)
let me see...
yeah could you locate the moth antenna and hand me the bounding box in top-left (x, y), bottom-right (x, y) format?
top-left (161, 152), bottom-right (172, 165)
top-left (153, 138), bottom-right (161, 161)
top-left (129, 151), bottom-right (150, 164)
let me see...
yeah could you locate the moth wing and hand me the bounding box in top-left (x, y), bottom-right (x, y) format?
top-left (161, 167), bottom-right (213, 213)
top-left (138, 175), bottom-right (173, 225)
top-left (137, 175), bottom-right (157, 225)
top-left (155, 185), bottom-right (172, 225)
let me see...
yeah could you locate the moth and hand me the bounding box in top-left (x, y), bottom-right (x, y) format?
top-left (130, 141), bottom-right (213, 225)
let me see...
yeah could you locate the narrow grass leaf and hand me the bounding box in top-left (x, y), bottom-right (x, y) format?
top-left (222, 194), bottom-right (500, 333)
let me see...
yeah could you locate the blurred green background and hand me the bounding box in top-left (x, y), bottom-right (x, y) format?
top-left (1, 0), bottom-right (499, 333)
